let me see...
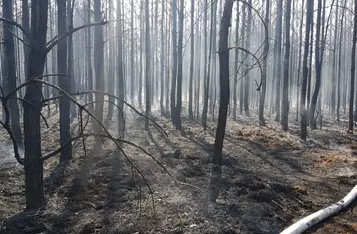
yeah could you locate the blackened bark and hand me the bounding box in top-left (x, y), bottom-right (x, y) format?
top-left (244, 0), bottom-right (252, 117)
top-left (209, 0), bottom-right (233, 202)
top-left (188, 0), bottom-right (195, 120)
top-left (309, 0), bottom-right (322, 129)
top-left (274, 0), bottom-right (283, 122)
top-left (3, 0), bottom-right (22, 146)
top-left (145, 0), bottom-right (151, 130)
top-left (281, 0), bottom-right (291, 131)
top-left (175, 0), bottom-right (184, 130)
top-left (86, 0), bottom-right (93, 112)
top-left (93, 0), bottom-right (105, 147)
top-left (348, 0), bottom-right (357, 133)
top-left (67, 0), bottom-right (76, 121)
top-left (170, 0), bottom-right (178, 126)
top-left (130, 0), bottom-right (135, 107)
top-left (24, 0), bottom-right (49, 209)
top-left (233, 2), bottom-right (239, 121)
top-left (58, 0), bottom-right (73, 162)
top-left (239, 5), bottom-right (246, 115)
top-left (259, 0), bottom-right (269, 126)
top-left (301, 0), bottom-right (313, 140)
top-left (337, 0), bottom-right (347, 121)
top-left (117, 0), bottom-right (125, 137)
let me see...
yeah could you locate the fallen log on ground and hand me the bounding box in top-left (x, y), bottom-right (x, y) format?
top-left (280, 184), bottom-right (357, 234)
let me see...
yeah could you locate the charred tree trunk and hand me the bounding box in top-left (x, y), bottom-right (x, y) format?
top-left (274, 0), bottom-right (283, 122)
top-left (259, 0), bottom-right (269, 126)
top-left (331, 2), bottom-right (339, 115)
top-left (58, 0), bottom-right (72, 162)
top-left (209, 0), bottom-right (233, 203)
top-left (309, 0), bottom-right (323, 129)
top-left (2, 0), bottom-right (22, 145)
top-left (117, 0), bottom-right (125, 137)
top-left (301, 0), bottom-right (313, 140)
top-left (201, 0), bottom-right (209, 129)
top-left (160, 0), bottom-right (166, 116)
top-left (281, 0), bottom-right (291, 131)
top-left (170, 0), bottom-right (178, 126)
top-left (130, 0), bottom-right (135, 107)
top-left (243, 0), bottom-right (252, 116)
top-left (107, 0), bottom-right (115, 120)
top-left (337, 0), bottom-right (347, 121)
top-left (296, 0), bottom-right (305, 121)
top-left (86, 0), bottom-right (93, 112)
top-left (145, 0), bottom-right (151, 130)
top-left (239, 5), bottom-right (246, 115)
top-left (233, 2), bottom-right (239, 121)
top-left (93, 0), bottom-right (105, 147)
top-left (188, 0), bottom-right (195, 120)
top-left (23, 0), bottom-right (49, 210)
top-left (348, 0), bottom-right (357, 133)
top-left (67, 0), bottom-right (76, 121)
top-left (175, 0), bottom-right (184, 129)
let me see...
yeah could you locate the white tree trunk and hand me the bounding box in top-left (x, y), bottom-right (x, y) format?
top-left (280, 184), bottom-right (357, 234)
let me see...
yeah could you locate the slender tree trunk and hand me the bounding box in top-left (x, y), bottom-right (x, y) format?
top-left (93, 0), bottom-right (105, 148)
top-left (244, 0), bottom-right (252, 116)
top-left (195, 10), bottom-right (201, 118)
top-left (175, 0), bottom-right (184, 129)
top-left (337, 0), bottom-right (347, 121)
top-left (67, 0), bottom-right (76, 121)
top-left (170, 0), bottom-right (178, 126)
top-left (210, 1), bottom-right (218, 121)
top-left (348, 0), bottom-right (357, 133)
top-left (58, 0), bottom-right (72, 162)
top-left (139, 1), bottom-right (143, 109)
top-left (22, 0), bottom-right (30, 81)
top-left (145, 0), bottom-right (151, 130)
top-left (107, 0), bottom-right (115, 120)
top-left (166, 13), bottom-right (171, 112)
top-left (201, 0), bottom-right (209, 128)
top-left (3, 0), bottom-right (22, 145)
top-left (130, 0), bottom-right (135, 106)
top-left (117, 0), bottom-right (125, 137)
top-left (86, 0), bottom-right (93, 112)
top-left (233, 2), bottom-right (239, 121)
top-left (281, 0), bottom-right (292, 131)
top-left (274, 0), bottom-right (283, 121)
top-left (160, 0), bottom-right (166, 116)
top-left (188, 0), bottom-right (195, 119)
top-left (309, 0), bottom-right (323, 129)
top-left (259, 0), bottom-right (269, 126)
top-left (301, 0), bottom-right (313, 140)
top-left (239, 5), bottom-right (246, 115)
top-left (209, 0), bottom-right (233, 203)
top-left (23, 0), bottom-right (49, 210)
top-left (296, 0), bottom-right (305, 121)
top-left (331, 1), bottom-right (339, 115)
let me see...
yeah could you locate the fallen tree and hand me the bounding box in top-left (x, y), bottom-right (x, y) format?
top-left (280, 184), bottom-right (357, 234)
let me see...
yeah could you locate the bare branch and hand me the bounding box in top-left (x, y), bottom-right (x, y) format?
top-left (46, 20), bottom-right (109, 53)
top-left (229, 46), bottom-right (264, 90)
top-left (41, 90), bottom-right (168, 137)
top-left (4, 73), bottom-right (71, 101)
top-left (0, 18), bottom-right (29, 38)
top-left (9, 97), bottom-right (49, 128)
top-left (4, 24), bottom-right (31, 48)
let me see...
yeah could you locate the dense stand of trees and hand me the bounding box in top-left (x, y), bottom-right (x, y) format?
top-left (1, 0), bottom-right (357, 207)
